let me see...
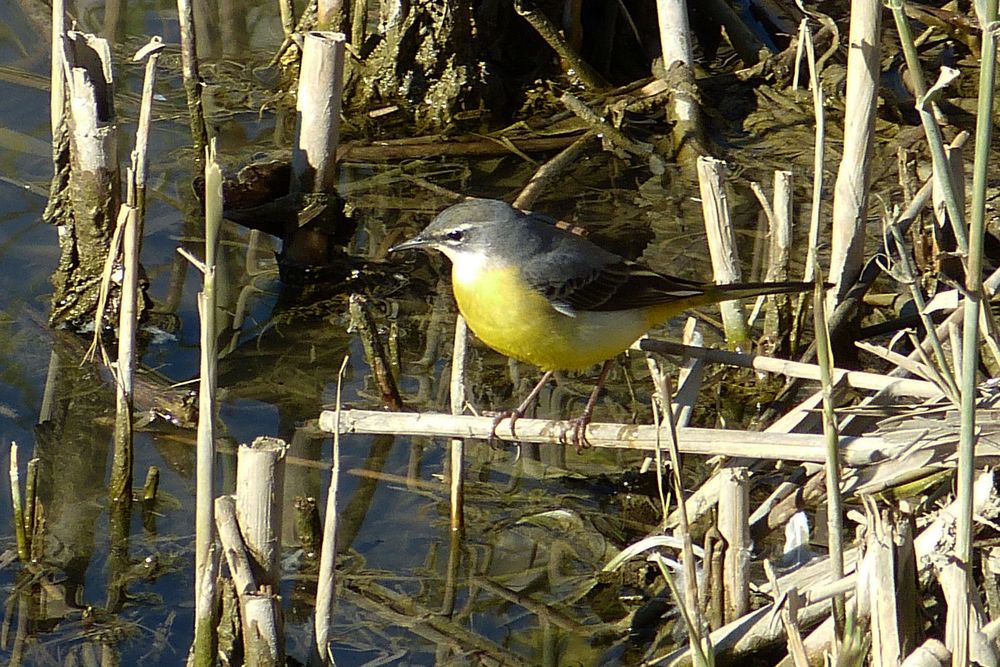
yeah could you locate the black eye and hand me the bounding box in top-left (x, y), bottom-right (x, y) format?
top-left (446, 229), bottom-right (464, 241)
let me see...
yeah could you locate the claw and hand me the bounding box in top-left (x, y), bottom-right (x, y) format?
top-left (558, 358), bottom-right (613, 451)
top-left (490, 371), bottom-right (555, 443)
top-left (489, 408), bottom-right (525, 441)
top-left (561, 414), bottom-right (592, 451)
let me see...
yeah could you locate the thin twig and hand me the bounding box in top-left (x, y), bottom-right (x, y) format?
top-left (814, 281), bottom-right (845, 643)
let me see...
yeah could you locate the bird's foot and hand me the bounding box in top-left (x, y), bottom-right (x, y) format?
top-left (561, 413), bottom-right (593, 451)
top-left (489, 371), bottom-right (555, 442)
top-left (489, 408), bottom-right (525, 442)
top-left (559, 361), bottom-right (611, 451)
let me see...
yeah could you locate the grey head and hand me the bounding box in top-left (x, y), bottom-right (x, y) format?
top-left (390, 198), bottom-right (525, 260)
top-left (389, 198), bottom-right (621, 268)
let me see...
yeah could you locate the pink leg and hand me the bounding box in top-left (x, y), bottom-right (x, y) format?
top-left (490, 370), bottom-right (554, 441)
top-left (564, 359), bottom-right (614, 450)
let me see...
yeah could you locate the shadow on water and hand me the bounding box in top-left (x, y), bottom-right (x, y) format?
top-left (0, 1), bottom-right (763, 665)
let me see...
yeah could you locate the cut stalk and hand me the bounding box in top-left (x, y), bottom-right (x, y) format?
top-left (697, 156), bottom-right (749, 348)
top-left (826, 0), bottom-right (881, 307)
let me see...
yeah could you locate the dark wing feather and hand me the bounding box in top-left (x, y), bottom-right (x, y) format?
top-left (561, 262), bottom-right (709, 312)
top-left (516, 212), bottom-right (709, 314)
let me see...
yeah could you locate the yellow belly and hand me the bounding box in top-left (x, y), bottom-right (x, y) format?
top-left (451, 265), bottom-right (660, 371)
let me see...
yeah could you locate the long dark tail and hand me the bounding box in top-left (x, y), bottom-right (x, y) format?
top-left (709, 280), bottom-right (816, 301)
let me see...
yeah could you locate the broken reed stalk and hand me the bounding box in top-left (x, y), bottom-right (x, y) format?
top-left (218, 490), bottom-right (285, 667)
top-left (644, 357), bottom-right (670, 533)
top-left (111, 174), bottom-right (140, 467)
top-left (24, 458), bottom-right (38, 560)
top-left (314, 355), bottom-right (349, 666)
top-left (293, 31), bottom-right (346, 193)
top-left (666, 388), bottom-right (822, 532)
top-left (655, 571), bottom-right (854, 665)
top-left (143, 466), bottom-right (159, 504)
top-left (50, 0), bottom-right (64, 139)
top-left (561, 93), bottom-right (650, 158)
top-left (287, 31), bottom-right (346, 266)
top-left (278, 0), bottom-right (295, 35)
top-left (47, 0), bottom-right (69, 243)
top-left (645, 334), bottom-right (698, 517)
top-left (917, 472), bottom-right (997, 665)
top-left (217, 495), bottom-right (257, 598)
top-left (717, 467), bottom-right (750, 623)
top-left (106, 169), bottom-right (139, 614)
top-left (188, 140), bottom-right (221, 667)
top-left (143, 465), bottom-right (159, 531)
top-left (955, 2), bottom-right (999, 664)
top-left (857, 501), bottom-right (910, 664)
top-left (762, 560), bottom-right (809, 666)
top-left (696, 156), bottom-right (749, 348)
top-left (813, 282), bottom-right (845, 640)
top-left (244, 592), bottom-right (284, 667)
top-left (8, 443), bottom-right (27, 562)
top-left (109, 35), bottom-right (161, 549)
top-left (448, 316), bottom-right (467, 531)
top-left (512, 0), bottom-right (608, 90)
top-left (350, 0), bottom-right (366, 46)
top-left (656, 0), bottom-right (692, 82)
top-left (705, 528), bottom-right (725, 629)
top-left (316, 0), bottom-right (347, 33)
top-left (764, 171), bottom-right (793, 353)
top-left (175, 0), bottom-right (207, 156)
top-left (664, 472), bottom-right (999, 666)
top-left (512, 130), bottom-right (598, 209)
top-left (825, 0), bottom-right (880, 307)
top-left (901, 640), bottom-right (951, 666)
top-left (784, 592), bottom-right (810, 666)
top-left (236, 437), bottom-right (287, 589)
top-left (670, 320), bottom-right (705, 429)
top-left (655, 0), bottom-right (704, 159)
top-left (349, 294), bottom-right (404, 410)
top-left (131, 37), bottom-right (163, 209)
top-left (53, 32), bottom-right (119, 328)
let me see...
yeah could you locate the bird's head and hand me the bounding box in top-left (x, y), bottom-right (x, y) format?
top-left (389, 198), bottom-right (516, 264)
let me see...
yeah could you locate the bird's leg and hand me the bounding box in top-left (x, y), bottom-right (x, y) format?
top-left (490, 370), bottom-right (554, 441)
top-left (564, 359), bottom-right (615, 450)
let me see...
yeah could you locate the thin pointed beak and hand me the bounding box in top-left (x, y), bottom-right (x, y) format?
top-left (389, 235), bottom-right (431, 253)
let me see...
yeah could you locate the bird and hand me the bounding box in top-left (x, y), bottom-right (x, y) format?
top-left (391, 198), bottom-right (814, 446)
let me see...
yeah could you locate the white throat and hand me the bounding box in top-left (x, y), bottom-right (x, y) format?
top-left (446, 248), bottom-right (493, 286)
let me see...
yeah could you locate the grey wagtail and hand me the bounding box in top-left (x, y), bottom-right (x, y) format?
top-left (391, 198), bottom-right (813, 445)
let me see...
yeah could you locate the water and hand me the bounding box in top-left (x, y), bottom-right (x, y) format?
top-left (0, 2), bottom-right (678, 664)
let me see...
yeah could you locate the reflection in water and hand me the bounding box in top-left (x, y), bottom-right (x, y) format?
top-left (33, 341), bottom-right (111, 609)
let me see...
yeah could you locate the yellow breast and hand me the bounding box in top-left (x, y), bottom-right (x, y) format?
top-left (451, 264), bottom-right (659, 371)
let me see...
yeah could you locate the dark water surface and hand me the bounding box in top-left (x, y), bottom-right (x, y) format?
top-left (0, 2), bottom-right (711, 665)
